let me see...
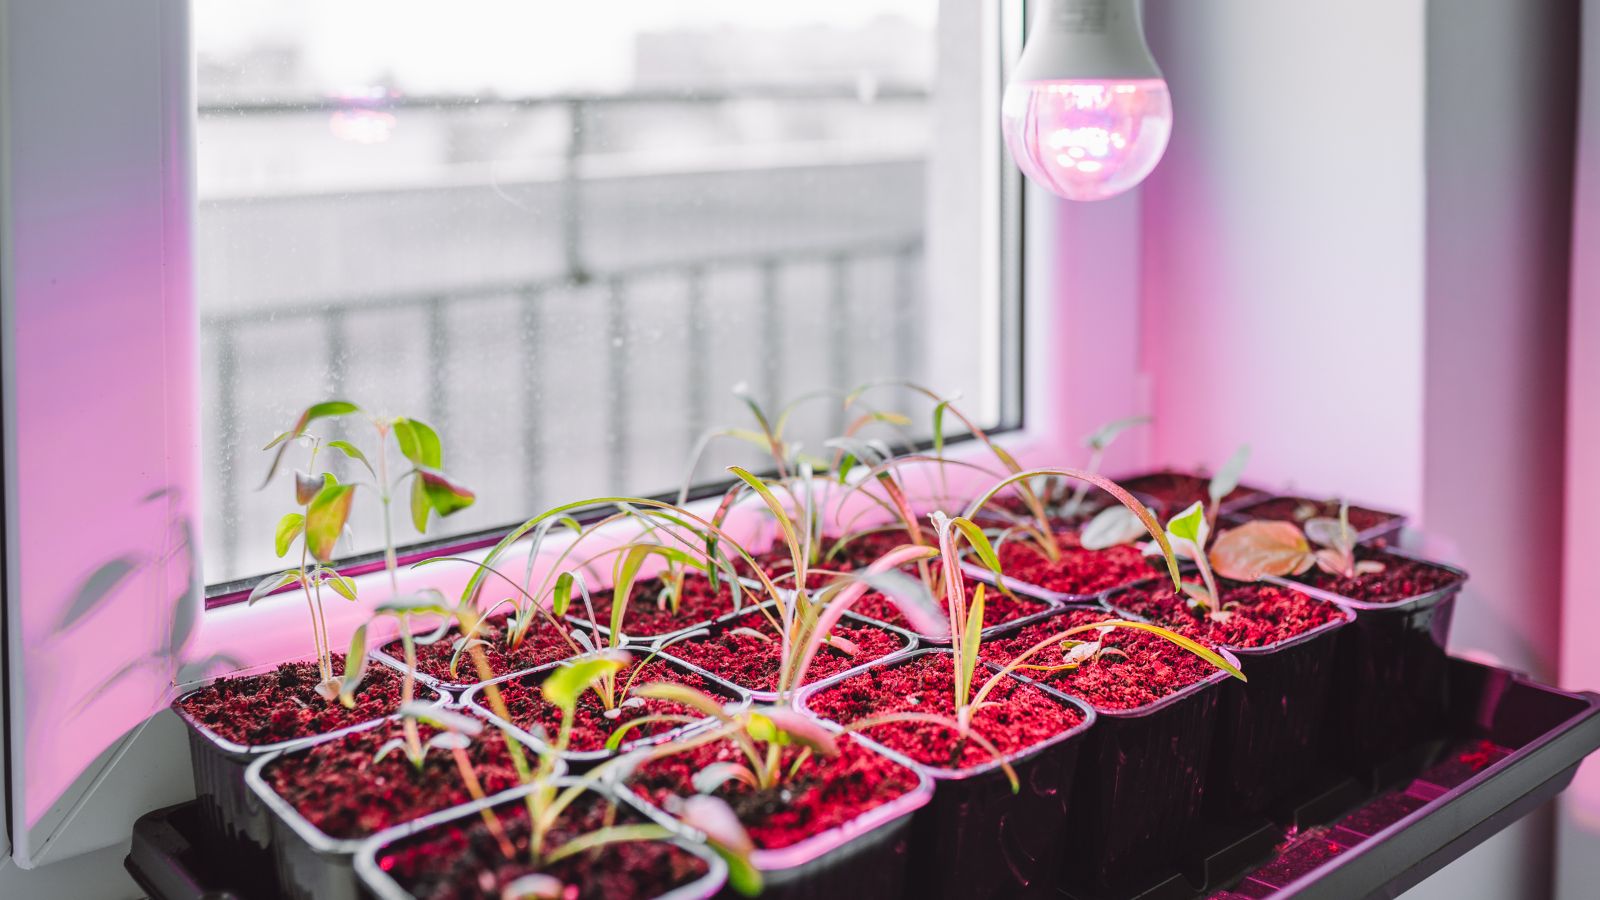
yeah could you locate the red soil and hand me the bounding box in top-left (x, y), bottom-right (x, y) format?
top-left (1236, 497), bottom-right (1400, 533)
top-left (628, 734), bottom-right (920, 850)
top-left (996, 531), bottom-right (1163, 597)
top-left (666, 609), bottom-right (907, 693)
top-left (979, 609), bottom-right (1220, 712)
top-left (177, 656), bottom-right (402, 746)
top-left (492, 658), bottom-right (731, 753)
top-left (806, 653), bottom-right (1085, 770)
top-left (745, 529), bottom-right (929, 588)
top-left (589, 573), bottom-right (747, 638)
top-left (854, 576), bottom-right (1050, 635)
top-left (383, 615), bottom-right (578, 687)
top-left (1112, 581), bottom-right (1346, 649)
top-left (1117, 471), bottom-right (1265, 515)
top-left (262, 718), bottom-right (525, 840)
top-left (374, 792), bottom-right (709, 900)
top-left (1293, 548), bottom-right (1463, 603)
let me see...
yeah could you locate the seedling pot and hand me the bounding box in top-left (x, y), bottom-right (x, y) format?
top-left (1271, 550), bottom-right (1469, 774)
top-left (656, 600), bottom-right (919, 704)
top-left (170, 653), bottom-right (439, 859)
top-left (797, 649), bottom-right (1097, 900)
top-left (461, 650), bottom-right (752, 769)
top-left (355, 778), bottom-right (727, 900)
top-left (1107, 587), bottom-right (1355, 817)
top-left (245, 707), bottom-right (547, 900)
top-left (1224, 494), bottom-right (1407, 545)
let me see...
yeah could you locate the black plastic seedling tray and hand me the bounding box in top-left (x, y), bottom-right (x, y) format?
top-left (129, 658), bottom-right (1600, 900)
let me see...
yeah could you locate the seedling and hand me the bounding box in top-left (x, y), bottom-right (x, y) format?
top-left (1163, 501), bottom-right (1228, 619)
top-left (1059, 416), bottom-right (1151, 520)
top-left (1210, 500), bottom-right (1387, 582)
top-left (252, 402), bottom-right (476, 704)
top-left (425, 656), bottom-right (758, 897)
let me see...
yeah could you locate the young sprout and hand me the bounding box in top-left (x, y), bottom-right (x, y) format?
top-left (450, 657), bottom-right (760, 897)
top-left (1059, 416), bottom-right (1151, 520)
top-left (1163, 501), bottom-right (1228, 619)
top-left (378, 702), bottom-right (519, 860)
top-left (1210, 500), bottom-right (1387, 583)
top-left (252, 402), bottom-right (476, 703)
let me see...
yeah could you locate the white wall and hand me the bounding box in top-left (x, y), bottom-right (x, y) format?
top-left (1140, 0), bottom-right (1428, 511)
top-left (1138, 1), bottom-right (1583, 897)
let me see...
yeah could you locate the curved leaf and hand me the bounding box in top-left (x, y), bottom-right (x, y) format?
top-left (327, 439), bottom-right (375, 477)
top-left (393, 417), bottom-right (443, 469)
top-left (1210, 520), bottom-right (1315, 582)
top-left (1080, 505), bottom-right (1146, 551)
top-left (542, 653), bottom-right (629, 713)
top-left (247, 569), bottom-right (302, 606)
top-left (305, 476), bottom-right (356, 562)
top-left (1208, 445), bottom-right (1252, 506)
top-left (274, 513), bottom-right (305, 558)
top-left (750, 707), bottom-right (839, 757)
top-left (260, 400), bottom-right (360, 488)
top-left (1083, 415), bottom-right (1150, 451)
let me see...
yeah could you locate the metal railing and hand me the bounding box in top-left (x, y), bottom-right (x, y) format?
top-left (198, 87), bottom-right (931, 582)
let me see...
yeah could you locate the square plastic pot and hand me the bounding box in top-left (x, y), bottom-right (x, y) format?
top-left (629, 733), bottom-right (933, 900)
top-left (564, 576), bottom-right (772, 646)
top-left (1268, 550), bottom-right (1469, 775)
top-left (170, 653), bottom-right (442, 858)
top-left (1223, 494), bottom-right (1407, 545)
top-left (797, 649), bottom-right (1097, 900)
top-left (245, 705), bottom-right (548, 900)
top-left (1105, 586), bottom-right (1354, 818)
top-left (461, 649), bottom-right (752, 769)
top-left (354, 778), bottom-right (727, 900)
top-left (655, 600), bottom-right (919, 704)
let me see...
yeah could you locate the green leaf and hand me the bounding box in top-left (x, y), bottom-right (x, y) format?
top-left (748, 707), bottom-right (839, 756)
top-left (960, 584), bottom-right (986, 694)
top-left (609, 544), bottom-right (654, 644)
top-left (1083, 415), bottom-right (1150, 451)
top-left (247, 570), bottom-right (301, 605)
top-left (931, 401), bottom-right (949, 456)
top-left (274, 513), bottom-right (305, 558)
top-left (322, 569), bottom-right (358, 601)
top-left (392, 417), bottom-right (442, 469)
top-left (1166, 501), bottom-right (1210, 551)
top-left (418, 467), bottom-right (476, 520)
top-left (1209, 445), bottom-right (1251, 506)
top-left (305, 475), bottom-right (356, 563)
top-left (542, 654), bottom-right (628, 713)
top-left (260, 401), bottom-right (361, 488)
top-left (952, 517), bottom-right (1003, 576)
top-left (409, 474), bottom-right (431, 533)
top-left (338, 624), bottom-right (368, 707)
top-left (552, 572), bottom-right (574, 617)
top-left (326, 440), bottom-right (375, 477)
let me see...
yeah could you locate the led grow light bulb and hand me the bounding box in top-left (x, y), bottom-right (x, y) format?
top-left (1002, 0), bottom-right (1171, 202)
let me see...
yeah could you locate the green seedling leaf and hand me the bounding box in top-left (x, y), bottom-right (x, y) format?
top-left (322, 569), bottom-right (358, 601)
top-left (1083, 415), bottom-right (1150, 451)
top-left (1080, 505), bottom-right (1147, 551)
top-left (338, 624), bottom-right (369, 707)
top-left (1166, 501), bottom-right (1210, 556)
top-left (960, 584), bottom-right (986, 690)
top-left (631, 682), bottom-right (735, 720)
top-left (274, 513), bottom-right (305, 558)
top-left (542, 653), bottom-right (629, 713)
top-left (419, 467), bottom-right (475, 516)
top-left (1209, 445), bottom-right (1251, 506)
top-left (260, 400), bottom-right (360, 488)
top-left (248, 570), bottom-right (302, 605)
top-left (552, 572), bottom-right (575, 617)
top-left (951, 516), bottom-right (1003, 577)
top-left (393, 417), bottom-right (443, 468)
top-left (305, 475), bottom-right (357, 562)
top-left (326, 440), bottom-right (375, 477)
top-left (1210, 520), bottom-right (1315, 581)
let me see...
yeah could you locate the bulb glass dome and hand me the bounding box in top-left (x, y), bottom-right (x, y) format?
top-left (1002, 77), bottom-right (1172, 202)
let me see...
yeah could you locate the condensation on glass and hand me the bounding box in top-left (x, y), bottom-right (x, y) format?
top-left (197, 1), bottom-right (1011, 587)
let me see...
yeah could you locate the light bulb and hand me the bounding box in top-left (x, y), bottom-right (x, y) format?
top-left (1003, 0), bottom-right (1171, 202)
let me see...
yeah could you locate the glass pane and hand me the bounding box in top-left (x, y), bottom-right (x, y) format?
top-left (197, 0), bottom-right (1012, 587)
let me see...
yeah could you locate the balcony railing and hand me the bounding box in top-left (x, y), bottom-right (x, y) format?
top-left (198, 86), bottom-right (931, 584)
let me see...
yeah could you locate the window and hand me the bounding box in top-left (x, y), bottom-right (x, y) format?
top-left (196, 1), bottom-right (1021, 590)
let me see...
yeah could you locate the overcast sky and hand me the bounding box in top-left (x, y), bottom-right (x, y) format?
top-left (197, 1), bottom-right (936, 94)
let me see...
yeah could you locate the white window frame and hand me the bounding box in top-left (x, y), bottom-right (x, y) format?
top-left (0, 0), bottom-right (1140, 870)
